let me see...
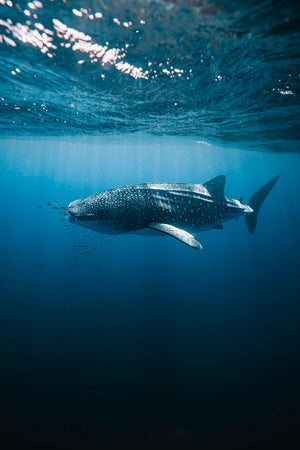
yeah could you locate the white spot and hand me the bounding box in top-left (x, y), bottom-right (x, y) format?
top-left (72, 9), bottom-right (82, 17)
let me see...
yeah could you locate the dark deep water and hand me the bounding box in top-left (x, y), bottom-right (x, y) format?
top-left (0, 0), bottom-right (300, 449)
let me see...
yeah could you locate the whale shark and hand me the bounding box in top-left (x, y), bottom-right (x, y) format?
top-left (68, 175), bottom-right (279, 249)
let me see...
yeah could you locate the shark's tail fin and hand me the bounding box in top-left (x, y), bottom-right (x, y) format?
top-left (245, 175), bottom-right (280, 233)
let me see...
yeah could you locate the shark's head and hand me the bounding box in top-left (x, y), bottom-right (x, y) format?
top-left (67, 194), bottom-right (121, 234)
top-left (68, 198), bottom-right (90, 221)
top-left (68, 195), bottom-right (102, 222)
top-left (68, 196), bottom-right (103, 234)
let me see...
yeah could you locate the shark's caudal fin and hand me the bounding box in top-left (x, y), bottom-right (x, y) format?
top-left (245, 175), bottom-right (280, 233)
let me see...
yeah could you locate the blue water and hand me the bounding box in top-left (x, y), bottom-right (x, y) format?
top-left (0, 0), bottom-right (300, 448)
top-left (0, 136), bottom-right (299, 449)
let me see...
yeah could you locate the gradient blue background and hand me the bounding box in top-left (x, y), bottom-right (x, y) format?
top-left (0, 136), bottom-right (299, 448)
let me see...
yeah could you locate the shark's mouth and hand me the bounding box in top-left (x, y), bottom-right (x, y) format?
top-left (68, 199), bottom-right (84, 221)
top-left (68, 212), bottom-right (78, 223)
top-left (68, 208), bottom-right (82, 222)
top-left (68, 204), bottom-right (82, 221)
top-left (68, 209), bottom-right (95, 222)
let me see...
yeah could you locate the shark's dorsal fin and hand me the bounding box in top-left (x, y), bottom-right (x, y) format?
top-left (203, 175), bottom-right (226, 199)
top-left (149, 223), bottom-right (202, 249)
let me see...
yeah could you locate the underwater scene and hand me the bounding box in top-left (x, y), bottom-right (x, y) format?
top-left (0, 1), bottom-right (300, 449)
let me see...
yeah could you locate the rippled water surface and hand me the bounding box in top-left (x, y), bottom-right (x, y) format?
top-left (0, 0), bottom-right (299, 149)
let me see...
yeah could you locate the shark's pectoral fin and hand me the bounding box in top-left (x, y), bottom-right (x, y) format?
top-left (149, 223), bottom-right (202, 249)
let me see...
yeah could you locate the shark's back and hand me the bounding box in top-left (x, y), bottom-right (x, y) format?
top-left (132, 182), bottom-right (226, 230)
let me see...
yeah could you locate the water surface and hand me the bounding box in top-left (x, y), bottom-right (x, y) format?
top-left (0, 0), bottom-right (299, 150)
